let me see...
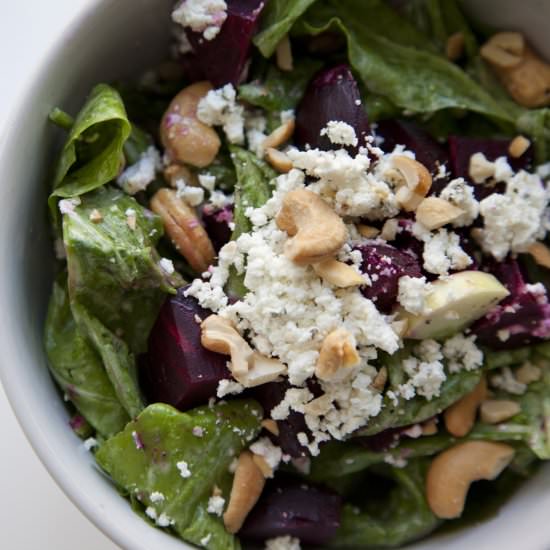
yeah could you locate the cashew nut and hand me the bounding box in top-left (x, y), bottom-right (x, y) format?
top-left (508, 135), bottom-right (530, 159)
top-left (480, 32), bottom-right (524, 68)
top-left (312, 259), bottom-right (365, 287)
top-left (515, 361), bottom-right (542, 384)
top-left (276, 34), bottom-right (293, 72)
top-left (164, 164), bottom-right (199, 188)
top-left (200, 315), bottom-right (287, 385)
top-left (303, 393), bottom-right (333, 416)
top-left (262, 118), bottom-right (295, 152)
top-left (265, 147), bottom-right (293, 173)
top-left (446, 32), bottom-right (465, 62)
top-left (150, 188), bottom-right (215, 273)
top-left (528, 242), bottom-right (550, 270)
top-left (421, 418), bottom-right (438, 436)
top-left (443, 377), bottom-right (487, 437)
top-left (380, 218), bottom-right (399, 241)
top-left (426, 441), bottom-right (515, 519)
top-left (370, 366), bottom-right (388, 392)
top-left (276, 189), bottom-right (347, 264)
top-left (480, 399), bottom-right (521, 424)
top-left (392, 156), bottom-right (432, 212)
top-left (357, 224), bottom-right (380, 239)
top-left (161, 81), bottom-right (221, 167)
top-left (316, 328), bottom-right (360, 381)
top-left (261, 419), bottom-right (280, 436)
top-left (223, 450), bottom-right (266, 534)
top-left (416, 197), bottom-right (465, 230)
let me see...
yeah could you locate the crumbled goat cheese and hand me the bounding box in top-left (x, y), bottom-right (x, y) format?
top-left (265, 536), bottom-right (302, 550)
top-left (176, 460), bottom-right (191, 478)
top-left (83, 437), bottom-right (98, 451)
top-left (59, 197), bottom-right (81, 215)
top-left (490, 367), bottom-right (527, 395)
top-left (207, 495), bottom-right (225, 516)
top-left (280, 110), bottom-right (295, 124)
top-left (208, 190), bottom-right (232, 209)
top-left (197, 84), bottom-right (245, 144)
top-left (217, 379), bottom-right (244, 397)
top-left (176, 179), bottom-right (205, 206)
top-left (159, 258), bottom-right (175, 275)
top-left (397, 276), bottom-right (433, 314)
top-left (117, 146), bottom-right (161, 195)
top-left (443, 333), bottom-right (483, 373)
top-left (250, 437), bottom-right (283, 471)
top-left (384, 453), bottom-right (407, 468)
top-left (150, 492), bottom-right (165, 503)
top-left (200, 534), bottom-right (212, 546)
top-left (245, 112), bottom-right (268, 157)
top-left (413, 223), bottom-right (472, 276)
top-left (125, 208), bottom-right (137, 230)
top-left (320, 121), bottom-right (358, 147)
top-left (477, 169), bottom-right (549, 260)
top-left (171, 0), bottom-right (227, 41)
top-left (145, 507), bottom-right (174, 527)
top-left (439, 178), bottom-right (480, 227)
top-left (198, 173), bottom-right (216, 191)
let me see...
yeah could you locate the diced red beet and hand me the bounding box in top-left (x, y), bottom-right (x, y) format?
top-left (354, 243), bottom-right (423, 313)
top-left (240, 476), bottom-right (343, 545)
top-left (376, 118), bottom-right (450, 192)
top-left (448, 136), bottom-right (533, 200)
top-left (139, 287), bottom-right (231, 410)
top-left (182, 0), bottom-right (266, 86)
top-left (251, 381), bottom-right (311, 458)
top-left (472, 259), bottom-right (550, 349)
top-left (201, 204), bottom-right (233, 252)
top-left (295, 64), bottom-right (370, 154)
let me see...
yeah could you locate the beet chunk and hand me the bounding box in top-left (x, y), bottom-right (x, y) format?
top-left (202, 204), bottom-right (233, 252)
top-left (472, 259), bottom-right (550, 349)
top-left (240, 476), bottom-right (343, 545)
top-left (182, 0), bottom-right (266, 86)
top-left (295, 64), bottom-right (370, 154)
top-left (139, 287), bottom-right (230, 410)
top-left (355, 243), bottom-right (423, 313)
top-left (376, 118), bottom-right (450, 191)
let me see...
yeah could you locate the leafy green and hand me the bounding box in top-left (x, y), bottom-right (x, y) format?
top-left (226, 147), bottom-right (276, 298)
top-left (49, 84), bottom-right (131, 223)
top-left (63, 187), bottom-right (181, 417)
top-left (239, 57), bottom-right (322, 113)
top-left (483, 346), bottom-right (532, 370)
top-left (44, 278), bottom-right (129, 437)
top-left (254, 0), bottom-right (318, 57)
top-left (123, 124), bottom-right (154, 165)
top-left (330, 460), bottom-right (440, 548)
top-left (49, 108), bottom-right (75, 131)
top-left (96, 401), bottom-right (263, 550)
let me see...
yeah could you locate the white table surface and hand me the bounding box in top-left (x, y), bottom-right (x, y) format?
top-left (1, 2), bottom-right (119, 549)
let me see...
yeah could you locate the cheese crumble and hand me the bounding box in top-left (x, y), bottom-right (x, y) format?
top-left (172, 0), bottom-right (227, 41)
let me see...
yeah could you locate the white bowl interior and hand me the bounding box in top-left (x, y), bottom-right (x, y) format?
top-left (1, 1), bottom-right (550, 549)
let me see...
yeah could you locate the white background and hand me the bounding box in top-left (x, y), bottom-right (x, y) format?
top-left (0, 2), bottom-right (119, 548)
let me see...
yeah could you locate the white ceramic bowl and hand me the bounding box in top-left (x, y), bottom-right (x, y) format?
top-left (1, 1), bottom-right (550, 549)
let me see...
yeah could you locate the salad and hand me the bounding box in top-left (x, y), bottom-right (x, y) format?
top-left (44, 0), bottom-right (550, 549)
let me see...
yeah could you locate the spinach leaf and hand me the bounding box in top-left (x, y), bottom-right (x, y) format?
top-left (96, 401), bottom-right (262, 550)
top-left (330, 459), bottom-right (440, 548)
top-left (44, 278), bottom-right (129, 437)
top-left (239, 57), bottom-right (323, 113)
top-left (49, 84), bottom-right (131, 222)
top-left (254, 0), bottom-right (319, 58)
top-left (226, 147), bottom-right (276, 298)
top-left (63, 187), bottom-right (181, 417)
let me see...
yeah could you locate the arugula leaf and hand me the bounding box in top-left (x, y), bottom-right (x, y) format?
top-left (239, 57), bottom-right (322, 113)
top-left (96, 401), bottom-right (262, 550)
top-left (49, 84), bottom-right (131, 222)
top-left (63, 187), bottom-right (181, 417)
top-left (330, 459), bottom-right (440, 548)
top-left (44, 278), bottom-right (129, 437)
top-left (254, 0), bottom-right (318, 58)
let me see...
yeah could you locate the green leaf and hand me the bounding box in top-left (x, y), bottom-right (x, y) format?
top-left (330, 459), bottom-right (440, 548)
top-left (49, 84), bottom-right (131, 223)
top-left (44, 278), bottom-right (130, 437)
top-left (63, 187), bottom-right (181, 417)
top-left (239, 57), bottom-right (322, 113)
top-left (254, 0), bottom-right (318, 58)
top-left (96, 401), bottom-right (263, 550)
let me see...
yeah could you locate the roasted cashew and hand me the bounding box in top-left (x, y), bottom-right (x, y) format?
top-left (480, 399), bottom-right (521, 424)
top-left (261, 419), bottom-right (280, 436)
top-left (481, 32), bottom-right (524, 68)
top-left (528, 242), bottom-right (550, 270)
top-left (262, 119), bottom-right (295, 152)
top-left (426, 441), bottom-right (515, 519)
top-left (416, 197), bottom-right (465, 230)
top-left (508, 135), bottom-right (530, 158)
top-left (515, 361), bottom-right (542, 384)
top-left (276, 189), bottom-right (347, 264)
top-left (391, 156), bottom-right (432, 212)
top-left (223, 451), bottom-right (266, 534)
top-left (150, 188), bottom-right (215, 273)
top-left (265, 147), bottom-right (293, 173)
top-left (357, 224), bottom-right (380, 239)
top-left (443, 377), bottom-right (487, 437)
top-left (446, 32), bottom-right (465, 61)
top-left (312, 259), bottom-right (365, 287)
top-left (161, 81), bottom-right (221, 167)
top-left (316, 328), bottom-right (360, 381)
